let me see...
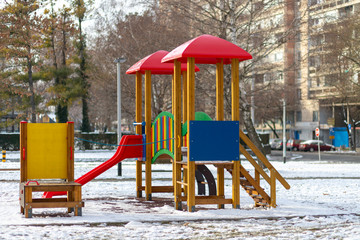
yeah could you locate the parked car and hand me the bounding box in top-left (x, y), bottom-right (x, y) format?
top-left (299, 140), bottom-right (335, 152)
top-left (286, 139), bottom-right (305, 151)
top-left (270, 139), bottom-right (282, 150)
top-left (275, 140), bottom-right (284, 150)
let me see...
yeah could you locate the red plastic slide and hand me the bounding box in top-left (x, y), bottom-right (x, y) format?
top-left (43, 135), bottom-right (143, 198)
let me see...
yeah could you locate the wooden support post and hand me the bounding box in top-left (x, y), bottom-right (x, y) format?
top-left (182, 71), bottom-right (188, 147)
top-left (172, 74), bottom-right (175, 115)
top-left (74, 185), bottom-right (82, 216)
top-left (135, 72), bottom-right (143, 198)
top-left (231, 58), bottom-right (240, 209)
top-left (216, 59), bottom-right (224, 121)
top-left (270, 168), bottom-right (277, 208)
top-left (187, 57), bottom-right (196, 212)
top-left (67, 122), bottom-right (74, 182)
top-left (174, 60), bottom-right (182, 210)
top-left (67, 187), bottom-right (73, 213)
top-left (25, 186), bottom-right (32, 218)
top-left (145, 70), bottom-right (152, 201)
top-left (20, 121), bottom-right (27, 183)
top-left (182, 71), bottom-right (188, 194)
top-left (216, 59), bottom-right (225, 209)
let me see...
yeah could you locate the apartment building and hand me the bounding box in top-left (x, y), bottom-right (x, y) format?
top-left (253, 0), bottom-right (360, 146)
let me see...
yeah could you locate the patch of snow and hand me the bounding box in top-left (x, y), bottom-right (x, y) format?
top-left (0, 150), bottom-right (359, 239)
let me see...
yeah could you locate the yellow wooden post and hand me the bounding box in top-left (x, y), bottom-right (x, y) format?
top-left (24, 186), bottom-right (32, 218)
top-left (67, 122), bottom-right (74, 182)
top-left (174, 60), bottom-right (182, 210)
top-left (187, 57), bottom-right (196, 212)
top-left (135, 72), bottom-right (143, 198)
top-left (231, 58), bottom-right (240, 209)
top-left (182, 71), bottom-right (188, 194)
top-left (182, 71), bottom-right (188, 145)
top-left (145, 70), bottom-right (152, 200)
top-left (20, 121), bottom-right (28, 183)
top-left (216, 59), bottom-right (225, 209)
top-left (270, 168), bottom-right (277, 208)
top-left (172, 75), bottom-right (175, 115)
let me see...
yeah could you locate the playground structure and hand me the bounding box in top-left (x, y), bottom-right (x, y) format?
top-left (127, 35), bottom-right (290, 212)
top-left (19, 122), bottom-right (84, 218)
top-left (37, 34), bottom-right (290, 215)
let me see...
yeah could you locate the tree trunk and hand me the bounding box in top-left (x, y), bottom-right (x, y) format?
top-left (240, 80), bottom-right (266, 169)
top-left (81, 96), bottom-right (91, 132)
top-left (27, 55), bottom-right (36, 123)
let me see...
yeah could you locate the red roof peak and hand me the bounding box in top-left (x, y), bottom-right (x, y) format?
top-left (126, 50), bottom-right (199, 75)
top-left (162, 34), bottom-right (252, 64)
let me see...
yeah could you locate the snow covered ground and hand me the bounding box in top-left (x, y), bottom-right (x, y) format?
top-left (0, 150), bottom-right (359, 239)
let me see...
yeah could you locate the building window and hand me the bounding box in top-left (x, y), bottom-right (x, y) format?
top-left (255, 74), bottom-right (264, 84)
top-left (339, 5), bottom-right (353, 18)
top-left (313, 111), bottom-right (319, 122)
top-left (297, 89), bottom-right (302, 100)
top-left (274, 52), bottom-right (283, 62)
top-left (296, 111), bottom-right (302, 122)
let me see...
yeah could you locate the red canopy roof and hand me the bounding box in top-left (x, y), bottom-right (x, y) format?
top-left (161, 35), bottom-right (252, 64)
top-left (126, 50), bottom-right (199, 75)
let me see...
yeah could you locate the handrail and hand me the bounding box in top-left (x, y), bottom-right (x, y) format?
top-left (239, 144), bottom-right (271, 185)
top-left (239, 130), bottom-right (290, 190)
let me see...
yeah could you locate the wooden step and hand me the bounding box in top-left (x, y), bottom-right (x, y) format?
top-left (240, 179), bottom-right (252, 186)
top-left (246, 189), bottom-right (259, 196)
top-left (255, 202), bottom-right (269, 207)
top-left (253, 197), bottom-right (267, 204)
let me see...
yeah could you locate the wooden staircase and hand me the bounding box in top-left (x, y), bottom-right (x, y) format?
top-left (225, 164), bottom-right (271, 207)
top-left (226, 130), bottom-right (291, 208)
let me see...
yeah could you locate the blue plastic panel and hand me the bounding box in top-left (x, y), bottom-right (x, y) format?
top-left (189, 121), bottom-right (239, 161)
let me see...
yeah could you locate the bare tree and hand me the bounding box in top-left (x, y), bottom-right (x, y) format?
top-left (319, 16), bottom-right (360, 150)
top-left (150, 0), bottom-right (303, 155)
top-left (87, 4), bottom-right (190, 131)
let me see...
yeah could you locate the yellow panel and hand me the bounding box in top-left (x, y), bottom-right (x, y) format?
top-left (27, 123), bottom-right (68, 180)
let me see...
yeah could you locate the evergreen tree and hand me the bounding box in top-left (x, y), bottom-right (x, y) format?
top-left (72, 0), bottom-right (93, 132)
top-left (0, 0), bottom-right (47, 123)
top-left (43, 2), bottom-right (78, 123)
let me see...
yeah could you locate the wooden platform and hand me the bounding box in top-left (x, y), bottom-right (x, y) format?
top-left (19, 182), bottom-right (83, 218)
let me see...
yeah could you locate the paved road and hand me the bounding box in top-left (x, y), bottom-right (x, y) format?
top-left (270, 150), bottom-right (360, 163)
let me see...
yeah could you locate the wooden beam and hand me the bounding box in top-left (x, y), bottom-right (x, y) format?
top-left (239, 144), bottom-right (271, 184)
top-left (20, 121), bottom-right (27, 182)
top-left (139, 186), bottom-right (174, 192)
top-left (216, 59), bottom-right (224, 121)
top-left (177, 195), bottom-right (233, 205)
top-left (67, 122), bottom-right (74, 182)
top-left (216, 59), bottom-right (225, 208)
top-left (231, 58), bottom-right (240, 209)
top-left (25, 186), bottom-right (32, 218)
top-left (195, 196), bottom-right (233, 205)
top-left (270, 168), bottom-right (277, 208)
top-left (187, 57), bottom-right (196, 212)
top-left (174, 60), bottom-right (182, 210)
top-left (145, 70), bottom-right (152, 200)
top-left (135, 71), bottom-right (143, 198)
top-left (182, 71), bottom-right (188, 123)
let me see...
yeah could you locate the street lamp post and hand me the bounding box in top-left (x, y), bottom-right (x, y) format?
top-left (114, 57), bottom-right (126, 176)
